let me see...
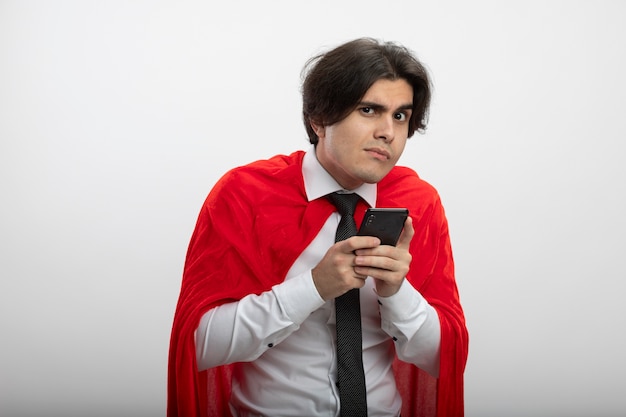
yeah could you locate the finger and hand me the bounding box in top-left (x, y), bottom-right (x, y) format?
top-left (339, 235), bottom-right (380, 253)
top-left (396, 216), bottom-right (414, 250)
top-left (354, 265), bottom-right (402, 281)
top-left (355, 254), bottom-right (397, 272)
top-left (352, 268), bottom-right (369, 281)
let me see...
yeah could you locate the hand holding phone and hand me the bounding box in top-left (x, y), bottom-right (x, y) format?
top-left (357, 208), bottom-right (409, 246)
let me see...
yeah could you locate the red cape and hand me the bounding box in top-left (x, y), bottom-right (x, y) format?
top-left (168, 151), bottom-right (468, 416)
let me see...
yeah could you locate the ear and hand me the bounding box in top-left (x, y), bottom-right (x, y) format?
top-left (310, 120), bottom-right (326, 139)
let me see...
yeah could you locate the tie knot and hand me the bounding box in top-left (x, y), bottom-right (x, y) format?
top-left (328, 192), bottom-right (360, 217)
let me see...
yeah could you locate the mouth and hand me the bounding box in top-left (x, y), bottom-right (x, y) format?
top-left (364, 147), bottom-right (391, 161)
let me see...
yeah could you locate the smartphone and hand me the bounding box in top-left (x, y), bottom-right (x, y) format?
top-left (357, 208), bottom-right (409, 246)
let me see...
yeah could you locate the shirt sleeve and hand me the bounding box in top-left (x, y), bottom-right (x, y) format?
top-left (378, 278), bottom-right (442, 377)
top-left (195, 270), bottom-right (325, 370)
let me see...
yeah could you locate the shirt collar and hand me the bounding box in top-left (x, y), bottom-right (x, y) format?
top-left (302, 145), bottom-right (377, 207)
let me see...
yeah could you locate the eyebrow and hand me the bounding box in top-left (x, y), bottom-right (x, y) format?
top-left (358, 101), bottom-right (414, 112)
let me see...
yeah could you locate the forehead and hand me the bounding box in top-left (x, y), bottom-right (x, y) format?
top-left (361, 78), bottom-right (414, 107)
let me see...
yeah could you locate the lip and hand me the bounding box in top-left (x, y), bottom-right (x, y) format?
top-left (364, 147), bottom-right (391, 160)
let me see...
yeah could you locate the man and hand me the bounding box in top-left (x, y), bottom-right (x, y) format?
top-left (168, 37), bottom-right (468, 417)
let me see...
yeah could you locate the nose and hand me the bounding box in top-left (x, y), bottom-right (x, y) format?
top-left (374, 115), bottom-right (395, 143)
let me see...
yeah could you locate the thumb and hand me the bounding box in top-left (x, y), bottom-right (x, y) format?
top-left (396, 216), bottom-right (414, 250)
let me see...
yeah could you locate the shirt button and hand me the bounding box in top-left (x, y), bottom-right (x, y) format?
top-left (392, 336), bottom-right (398, 341)
top-left (267, 343), bottom-right (274, 348)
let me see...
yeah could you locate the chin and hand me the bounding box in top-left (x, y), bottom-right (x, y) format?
top-left (360, 172), bottom-right (389, 184)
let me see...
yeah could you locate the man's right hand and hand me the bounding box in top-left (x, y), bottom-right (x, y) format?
top-left (311, 236), bottom-right (381, 301)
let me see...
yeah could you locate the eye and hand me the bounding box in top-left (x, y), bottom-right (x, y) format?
top-left (394, 112), bottom-right (408, 122)
top-left (360, 106), bottom-right (374, 115)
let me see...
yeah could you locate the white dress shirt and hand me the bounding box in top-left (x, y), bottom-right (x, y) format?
top-left (195, 146), bottom-right (441, 417)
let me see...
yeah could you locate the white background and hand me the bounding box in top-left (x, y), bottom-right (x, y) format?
top-left (1, 1), bottom-right (625, 416)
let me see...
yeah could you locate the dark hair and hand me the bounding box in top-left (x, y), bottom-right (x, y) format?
top-left (301, 37), bottom-right (432, 145)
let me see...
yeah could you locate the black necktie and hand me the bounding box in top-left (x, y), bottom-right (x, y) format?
top-left (328, 192), bottom-right (368, 416)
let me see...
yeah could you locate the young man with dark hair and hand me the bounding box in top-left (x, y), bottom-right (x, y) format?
top-left (168, 37), bottom-right (468, 417)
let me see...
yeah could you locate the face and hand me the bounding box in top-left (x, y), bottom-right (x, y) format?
top-left (313, 78), bottom-right (414, 190)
